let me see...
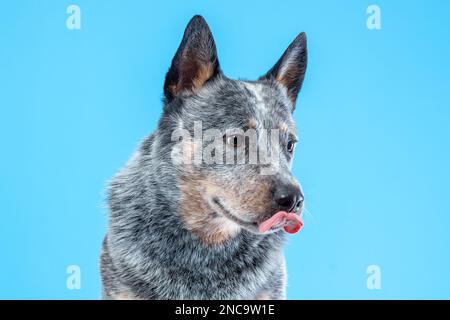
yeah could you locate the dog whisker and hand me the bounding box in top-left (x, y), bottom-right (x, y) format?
top-left (302, 207), bottom-right (316, 224)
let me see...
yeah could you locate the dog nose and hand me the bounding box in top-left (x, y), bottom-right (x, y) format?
top-left (274, 184), bottom-right (303, 212)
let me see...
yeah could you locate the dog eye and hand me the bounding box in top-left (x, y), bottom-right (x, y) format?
top-left (226, 134), bottom-right (244, 148)
top-left (287, 140), bottom-right (296, 153)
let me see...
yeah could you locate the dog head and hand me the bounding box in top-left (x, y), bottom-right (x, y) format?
top-left (159, 16), bottom-right (307, 243)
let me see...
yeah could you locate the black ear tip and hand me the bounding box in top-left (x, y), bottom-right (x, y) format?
top-left (295, 32), bottom-right (307, 46)
top-left (187, 15), bottom-right (209, 29)
top-left (190, 15), bottom-right (207, 22)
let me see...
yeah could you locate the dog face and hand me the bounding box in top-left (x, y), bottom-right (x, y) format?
top-left (160, 16), bottom-right (307, 242)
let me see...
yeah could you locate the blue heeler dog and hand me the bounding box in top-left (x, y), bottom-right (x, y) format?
top-left (101, 15), bottom-right (308, 300)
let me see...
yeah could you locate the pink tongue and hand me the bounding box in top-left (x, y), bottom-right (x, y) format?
top-left (258, 211), bottom-right (303, 234)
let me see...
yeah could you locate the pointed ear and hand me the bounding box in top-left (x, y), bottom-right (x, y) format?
top-left (260, 32), bottom-right (307, 107)
top-left (164, 15), bottom-right (221, 102)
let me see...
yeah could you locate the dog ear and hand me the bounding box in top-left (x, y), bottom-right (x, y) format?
top-left (260, 32), bottom-right (307, 108)
top-left (164, 15), bottom-right (221, 102)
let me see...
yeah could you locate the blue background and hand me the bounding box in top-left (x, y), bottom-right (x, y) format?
top-left (1, 0), bottom-right (449, 299)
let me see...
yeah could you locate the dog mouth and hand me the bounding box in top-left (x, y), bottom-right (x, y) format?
top-left (212, 197), bottom-right (259, 231)
top-left (211, 197), bottom-right (303, 234)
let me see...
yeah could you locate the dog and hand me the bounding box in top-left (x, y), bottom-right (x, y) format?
top-left (100, 15), bottom-right (308, 300)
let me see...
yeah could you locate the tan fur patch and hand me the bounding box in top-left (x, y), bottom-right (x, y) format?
top-left (277, 73), bottom-right (297, 104)
top-left (113, 291), bottom-right (140, 300)
top-left (210, 176), bottom-right (273, 222)
top-left (237, 179), bottom-right (273, 218)
top-left (170, 55), bottom-right (214, 95)
top-left (248, 118), bottom-right (257, 129)
top-left (179, 175), bottom-right (240, 246)
top-left (191, 63), bottom-right (214, 92)
top-left (255, 291), bottom-right (272, 300)
top-left (178, 163), bottom-right (275, 245)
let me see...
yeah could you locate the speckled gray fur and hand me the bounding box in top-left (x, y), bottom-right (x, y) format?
top-left (101, 15), bottom-right (307, 300)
